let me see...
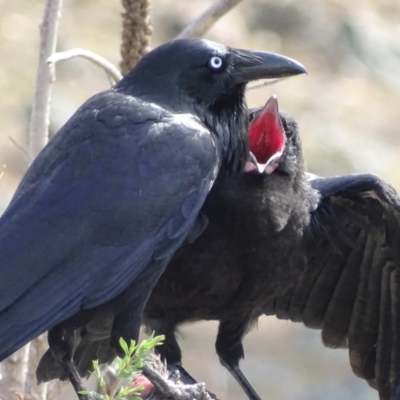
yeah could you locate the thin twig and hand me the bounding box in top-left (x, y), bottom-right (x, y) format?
top-left (8, 136), bottom-right (32, 163)
top-left (0, 164), bottom-right (6, 180)
top-left (176, 0), bottom-right (242, 39)
top-left (28, 0), bottom-right (63, 160)
top-left (247, 76), bottom-right (291, 90)
top-left (24, 1), bottom-right (62, 399)
top-left (47, 48), bottom-right (123, 84)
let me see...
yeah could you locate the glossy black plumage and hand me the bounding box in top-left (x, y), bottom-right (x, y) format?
top-left (38, 100), bottom-right (313, 400)
top-left (269, 172), bottom-right (400, 400)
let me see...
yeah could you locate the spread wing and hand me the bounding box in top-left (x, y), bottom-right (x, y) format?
top-left (267, 173), bottom-right (400, 400)
top-left (0, 89), bottom-right (219, 360)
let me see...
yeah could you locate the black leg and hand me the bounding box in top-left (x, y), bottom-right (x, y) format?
top-left (222, 363), bottom-right (262, 400)
top-left (48, 325), bottom-right (88, 400)
top-left (145, 319), bottom-right (190, 380)
top-left (110, 260), bottom-right (168, 355)
top-left (145, 317), bottom-right (218, 398)
top-left (110, 308), bottom-right (142, 357)
top-left (216, 319), bottom-right (262, 400)
top-left (144, 319), bottom-right (190, 381)
top-left (144, 317), bottom-right (182, 364)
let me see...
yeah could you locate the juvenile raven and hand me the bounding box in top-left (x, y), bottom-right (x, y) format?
top-left (40, 96), bottom-right (400, 400)
top-left (147, 98), bottom-right (400, 400)
top-left (0, 39), bottom-right (306, 397)
top-left (145, 97), bottom-right (314, 399)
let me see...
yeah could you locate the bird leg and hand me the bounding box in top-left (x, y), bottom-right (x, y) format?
top-left (145, 318), bottom-right (218, 397)
top-left (222, 363), bottom-right (262, 400)
top-left (47, 325), bottom-right (88, 400)
top-left (110, 261), bottom-right (168, 354)
top-left (216, 320), bottom-right (262, 400)
top-left (167, 363), bottom-right (198, 384)
top-left (145, 318), bottom-right (197, 384)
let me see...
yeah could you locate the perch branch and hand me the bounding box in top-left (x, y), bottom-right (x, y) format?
top-left (47, 48), bottom-right (123, 83)
top-left (176, 0), bottom-right (242, 39)
top-left (16, 1), bottom-right (62, 398)
top-left (28, 0), bottom-right (63, 159)
top-left (142, 364), bottom-right (213, 400)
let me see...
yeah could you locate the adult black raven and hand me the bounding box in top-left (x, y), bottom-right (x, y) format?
top-left (0, 39), bottom-right (306, 397)
top-left (39, 96), bottom-right (400, 400)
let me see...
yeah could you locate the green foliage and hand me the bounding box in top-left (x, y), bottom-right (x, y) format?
top-left (79, 333), bottom-right (165, 400)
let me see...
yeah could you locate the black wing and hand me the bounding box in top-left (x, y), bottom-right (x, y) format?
top-left (267, 173), bottom-right (400, 400)
top-left (0, 89), bottom-right (219, 360)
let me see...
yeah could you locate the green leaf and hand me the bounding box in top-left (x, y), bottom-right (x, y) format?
top-left (78, 390), bottom-right (106, 400)
top-left (80, 335), bottom-right (166, 400)
top-left (119, 337), bottom-right (130, 355)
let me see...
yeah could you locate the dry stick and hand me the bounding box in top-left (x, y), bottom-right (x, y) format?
top-left (28, 0), bottom-right (63, 160)
top-left (8, 136), bottom-right (32, 163)
top-left (47, 49), bottom-right (123, 84)
top-left (25, 0), bottom-right (62, 399)
top-left (176, 0), bottom-right (242, 39)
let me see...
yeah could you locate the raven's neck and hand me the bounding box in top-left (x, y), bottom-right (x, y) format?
top-left (115, 79), bottom-right (249, 173)
top-left (196, 96), bottom-right (249, 174)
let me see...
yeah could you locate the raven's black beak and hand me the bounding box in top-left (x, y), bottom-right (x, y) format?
top-left (232, 50), bottom-right (307, 83)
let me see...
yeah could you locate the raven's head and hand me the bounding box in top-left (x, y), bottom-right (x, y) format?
top-left (117, 39), bottom-right (306, 172)
top-left (246, 96), bottom-right (304, 178)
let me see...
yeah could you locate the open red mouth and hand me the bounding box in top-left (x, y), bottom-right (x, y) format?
top-left (245, 95), bottom-right (286, 174)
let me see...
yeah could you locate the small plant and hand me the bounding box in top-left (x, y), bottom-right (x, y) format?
top-left (80, 333), bottom-right (165, 400)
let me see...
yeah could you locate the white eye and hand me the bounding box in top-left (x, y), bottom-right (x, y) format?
top-left (209, 56), bottom-right (223, 70)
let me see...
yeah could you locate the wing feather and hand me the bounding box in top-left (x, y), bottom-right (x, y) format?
top-left (269, 173), bottom-right (400, 400)
top-left (0, 90), bottom-right (219, 361)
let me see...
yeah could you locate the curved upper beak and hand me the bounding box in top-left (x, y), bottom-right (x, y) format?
top-left (232, 49), bottom-right (307, 84)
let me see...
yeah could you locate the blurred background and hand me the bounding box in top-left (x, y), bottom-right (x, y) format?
top-left (1, 0), bottom-right (400, 399)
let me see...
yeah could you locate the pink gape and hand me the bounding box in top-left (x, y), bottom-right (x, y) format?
top-left (245, 95), bottom-right (286, 174)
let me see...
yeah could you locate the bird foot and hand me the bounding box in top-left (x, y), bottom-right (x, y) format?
top-left (144, 364), bottom-right (218, 400)
top-left (166, 363), bottom-right (219, 400)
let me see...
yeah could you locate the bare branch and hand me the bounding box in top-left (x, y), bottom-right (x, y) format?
top-left (176, 0), bottom-right (242, 39)
top-left (47, 48), bottom-right (123, 84)
top-left (3, 1), bottom-right (63, 399)
top-left (28, 0), bottom-right (63, 159)
top-left (8, 136), bottom-right (32, 163)
top-left (0, 345), bottom-right (30, 400)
